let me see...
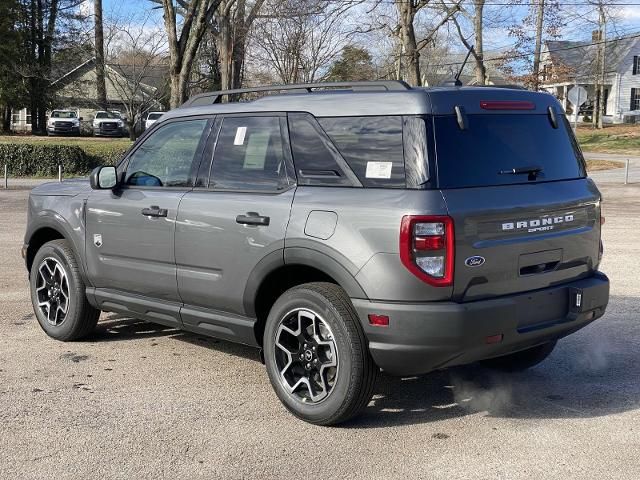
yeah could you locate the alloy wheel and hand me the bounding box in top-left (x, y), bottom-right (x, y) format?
top-left (35, 257), bottom-right (70, 326)
top-left (274, 308), bottom-right (339, 404)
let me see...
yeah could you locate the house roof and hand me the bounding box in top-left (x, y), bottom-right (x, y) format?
top-left (545, 37), bottom-right (639, 77)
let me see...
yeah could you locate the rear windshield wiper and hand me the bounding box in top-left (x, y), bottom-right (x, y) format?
top-left (499, 165), bottom-right (543, 180)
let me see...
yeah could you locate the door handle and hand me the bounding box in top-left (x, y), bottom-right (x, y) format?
top-left (236, 212), bottom-right (270, 226)
top-left (141, 205), bottom-right (168, 217)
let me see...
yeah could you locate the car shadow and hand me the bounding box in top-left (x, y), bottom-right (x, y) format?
top-left (90, 313), bottom-right (261, 363)
top-left (87, 295), bottom-right (639, 427)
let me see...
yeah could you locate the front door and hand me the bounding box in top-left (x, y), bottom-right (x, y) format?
top-left (85, 118), bottom-right (211, 310)
top-left (175, 115), bottom-right (295, 342)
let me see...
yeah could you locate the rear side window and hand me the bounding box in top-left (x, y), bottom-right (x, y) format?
top-left (288, 113), bottom-right (358, 187)
top-left (210, 116), bottom-right (289, 191)
top-left (434, 114), bottom-right (586, 189)
top-left (318, 116), bottom-right (405, 188)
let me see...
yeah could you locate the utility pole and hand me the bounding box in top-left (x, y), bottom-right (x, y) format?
top-left (596, 1), bottom-right (607, 129)
top-left (532, 0), bottom-right (545, 90)
top-left (95, 0), bottom-right (107, 110)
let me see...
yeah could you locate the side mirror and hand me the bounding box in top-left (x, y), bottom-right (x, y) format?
top-left (90, 166), bottom-right (118, 189)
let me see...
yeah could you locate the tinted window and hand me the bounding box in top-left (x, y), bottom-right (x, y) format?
top-left (318, 116), bottom-right (405, 188)
top-left (210, 116), bottom-right (289, 191)
top-left (148, 113), bottom-right (163, 120)
top-left (434, 114), bottom-right (586, 189)
top-left (125, 119), bottom-right (208, 187)
top-left (288, 113), bottom-right (357, 187)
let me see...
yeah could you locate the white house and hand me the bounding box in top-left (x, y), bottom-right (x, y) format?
top-left (540, 36), bottom-right (640, 123)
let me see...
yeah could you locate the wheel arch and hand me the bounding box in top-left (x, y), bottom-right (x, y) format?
top-left (25, 217), bottom-right (89, 285)
top-left (244, 248), bottom-right (367, 346)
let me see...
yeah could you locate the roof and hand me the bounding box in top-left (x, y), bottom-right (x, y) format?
top-left (166, 83), bottom-right (560, 120)
top-left (545, 37), bottom-right (639, 77)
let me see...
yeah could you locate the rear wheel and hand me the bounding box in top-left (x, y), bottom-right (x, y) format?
top-left (481, 341), bottom-right (557, 372)
top-left (30, 240), bottom-right (100, 341)
top-left (263, 282), bottom-right (377, 426)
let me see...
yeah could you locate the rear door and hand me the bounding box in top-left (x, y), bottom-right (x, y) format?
top-left (433, 111), bottom-right (602, 302)
top-left (175, 114), bottom-right (296, 342)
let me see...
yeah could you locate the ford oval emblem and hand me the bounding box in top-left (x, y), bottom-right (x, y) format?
top-left (465, 256), bottom-right (485, 267)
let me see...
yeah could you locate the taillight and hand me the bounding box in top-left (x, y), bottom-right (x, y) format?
top-left (400, 215), bottom-right (454, 287)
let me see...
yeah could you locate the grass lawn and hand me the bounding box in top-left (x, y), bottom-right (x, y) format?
top-left (585, 159), bottom-right (625, 171)
top-left (575, 124), bottom-right (640, 155)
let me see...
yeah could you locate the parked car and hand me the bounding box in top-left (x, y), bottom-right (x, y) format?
top-left (93, 111), bottom-right (126, 137)
top-left (23, 81), bottom-right (609, 426)
top-left (46, 110), bottom-right (81, 136)
top-left (145, 111), bottom-right (164, 130)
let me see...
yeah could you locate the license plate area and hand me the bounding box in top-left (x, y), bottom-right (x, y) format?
top-left (516, 288), bottom-right (569, 330)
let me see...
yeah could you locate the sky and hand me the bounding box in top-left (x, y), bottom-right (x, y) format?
top-left (85, 0), bottom-right (640, 64)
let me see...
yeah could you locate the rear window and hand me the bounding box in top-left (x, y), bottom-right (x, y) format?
top-left (318, 116), bottom-right (405, 188)
top-left (434, 114), bottom-right (586, 189)
top-left (148, 113), bottom-right (163, 120)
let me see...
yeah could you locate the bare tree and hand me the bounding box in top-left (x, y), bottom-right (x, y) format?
top-left (212, 0), bottom-right (266, 91)
top-left (106, 16), bottom-right (169, 139)
top-left (249, 0), bottom-right (354, 84)
top-left (154, 0), bottom-right (220, 108)
top-left (393, 0), bottom-right (462, 86)
top-left (449, 0), bottom-right (486, 84)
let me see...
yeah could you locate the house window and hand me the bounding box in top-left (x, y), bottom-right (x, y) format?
top-left (25, 109), bottom-right (32, 125)
top-left (632, 88), bottom-right (640, 111)
top-left (11, 111), bottom-right (20, 124)
top-left (634, 56), bottom-right (640, 75)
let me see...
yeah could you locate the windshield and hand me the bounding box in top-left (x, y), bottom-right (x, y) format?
top-left (51, 111), bottom-right (76, 119)
top-left (147, 113), bottom-right (163, 120)
top-left (433, 114), bottom-right (586, 188)
top-left (96, 112), bottom-right (121, 119)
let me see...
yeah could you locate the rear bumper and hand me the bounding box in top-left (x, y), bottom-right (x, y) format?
top-left (352, 272), bottom-right (609, 376)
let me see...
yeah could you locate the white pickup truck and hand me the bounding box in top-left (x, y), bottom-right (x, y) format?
top-left (93, 111), bottom-right (127, 137)
top-left (47, 110), bottom-right (81, 136)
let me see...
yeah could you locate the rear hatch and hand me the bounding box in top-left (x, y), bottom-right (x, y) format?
top-left (433, 102), bottom-right (601, 302)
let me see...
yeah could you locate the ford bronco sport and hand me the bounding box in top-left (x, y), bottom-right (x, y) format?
top-left (23, 81), bottom-right (609, 425)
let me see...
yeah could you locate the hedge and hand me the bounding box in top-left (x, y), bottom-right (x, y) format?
top-left (0, 142), bottom-right (129, 176)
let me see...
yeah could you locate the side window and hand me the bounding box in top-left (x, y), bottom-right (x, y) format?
top-left (318, 116), bottom-right (405, 188)
top-left (125, 119), bottom-right (208, 187)
top-left (288, 113), bottom-right (358, 186)
top-left (210, 116), bottom-right (289, 191)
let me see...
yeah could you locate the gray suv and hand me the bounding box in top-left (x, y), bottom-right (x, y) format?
top-left (23, 81), bottom-right (610, 425)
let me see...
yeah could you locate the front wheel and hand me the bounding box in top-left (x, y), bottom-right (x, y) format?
top-left (30, 239), bottom-right (100, 341)
top-left (263, 282), bottom-right (377, 426)
top-left (480, 341), bottom-right (557, 372)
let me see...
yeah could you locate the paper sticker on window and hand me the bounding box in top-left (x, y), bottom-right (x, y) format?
top-left (234, 126), bottom-right (247, 145)
top-left (243, 131), bottom-right (270, 170)
top-left (365, 161), bottom-right (392, 179)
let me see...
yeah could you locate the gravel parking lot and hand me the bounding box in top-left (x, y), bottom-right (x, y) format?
top-left (1, 181), bottom-right (639, 479)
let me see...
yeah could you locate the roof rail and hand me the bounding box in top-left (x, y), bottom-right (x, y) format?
top-left (181, 80), bottom-right (412, 107)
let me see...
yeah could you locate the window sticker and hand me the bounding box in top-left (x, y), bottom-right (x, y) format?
top-left (365, 161), bottom-right (393, 179)
top-left (243, 131), bottom-right (270, 170)
top-left (233, 126), bottom-right (247, 145)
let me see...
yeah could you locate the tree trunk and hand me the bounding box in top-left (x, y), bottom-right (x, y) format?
top-left (94, 0), bottom-right (107, 109)
top-left (216, 12), bottom-right (233, 92)
top-left (473, 0), bottom-right (486, 84)
top-left (397, 1), bottom-right (420, 86)
top-left (532, 0), bottom-right (545, 90)
top-left (1, 105), bottom-right (10, 132)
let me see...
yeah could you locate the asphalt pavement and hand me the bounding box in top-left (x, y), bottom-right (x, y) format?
top-left (0, 182), bottom-right (639, 479)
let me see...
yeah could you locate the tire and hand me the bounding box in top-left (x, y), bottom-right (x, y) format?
top-left (29, 239), bottom-right (100, 341)
top-left (263, 282), bottom-right (377, 426)
top-left (480, 341), bottom-right (557, 372)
